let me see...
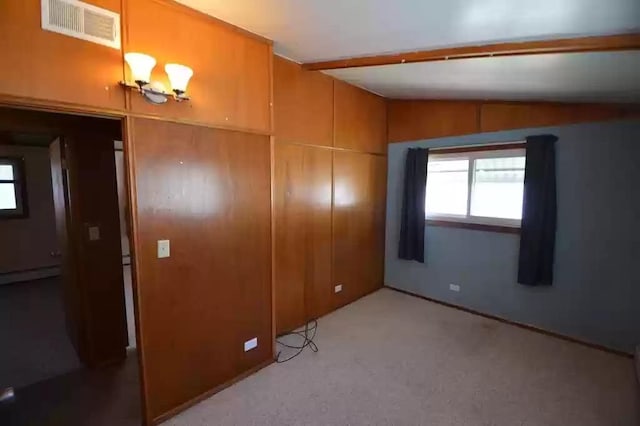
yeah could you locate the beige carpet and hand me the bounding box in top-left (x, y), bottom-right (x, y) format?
top-left (165, 288), bottom-right (639, 426)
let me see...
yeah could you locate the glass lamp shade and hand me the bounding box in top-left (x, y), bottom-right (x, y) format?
top-left (165, 63), bottom-right (194, 94)
top-left (124, 53), bottom-right (156, 85)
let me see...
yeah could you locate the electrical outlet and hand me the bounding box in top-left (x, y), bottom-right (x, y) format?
top-left (157, 240), bottom-right (170, 258)
top-left (244, 337), bottom-right (258, 352)
top-left (449, 284), bottom-right (460, 292)
top-left (334, 284), bottom-right (343, 293)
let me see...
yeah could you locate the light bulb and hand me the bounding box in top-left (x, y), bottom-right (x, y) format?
top-left (124, 53), bottom-right (156, 86)
top-left (165, 63), bottom-right (193, 95)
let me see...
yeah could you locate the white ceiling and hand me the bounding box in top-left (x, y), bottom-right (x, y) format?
top-left (176, 0), bottom-right (640, 102)
top-left (177, 0), bottom-right (640, 62)
top-left (325, 51), bottom-right (640, 103)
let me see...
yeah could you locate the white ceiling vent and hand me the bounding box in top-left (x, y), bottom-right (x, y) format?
top-left (41, 0), bottom-right (121, 49)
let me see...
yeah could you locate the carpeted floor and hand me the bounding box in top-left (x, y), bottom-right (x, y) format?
top-left (164, 288), bottom-right (639, 426)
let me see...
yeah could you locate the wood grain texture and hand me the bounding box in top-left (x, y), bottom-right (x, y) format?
top-left (274, 143), bottom-right (332, 334)
top-left (387, 100), bottom-right (479, 142)
top-left (332, 151), bottom-right (386, 308)
top-left (273, 56), bottom-right (334, 146)
top-left (388, 100), bottom-right (634, 142)
top-left (479, 102), bottom-right (627, 132)
top-left (303, 33), bottom-right (640, 70)
top-left (334, 80), bottom-right (387, 154)
top-left (124, 0), bottom-right (271, 133)
top-left (128, 118), bottom-right (272, 422)
top-left (0, 0), bottom-right (125, 110)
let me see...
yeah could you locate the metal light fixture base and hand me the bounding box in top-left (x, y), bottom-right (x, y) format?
top-left (119, 81), bottom-right (191, 104)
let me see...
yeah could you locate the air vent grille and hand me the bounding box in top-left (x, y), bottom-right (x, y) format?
top-left (41, 0), bottom-right (121, 50)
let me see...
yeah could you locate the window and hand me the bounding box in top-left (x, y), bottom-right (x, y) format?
top-left (425, 145), bottom-right (525, 230)
top-left (0, 157), bottom-right (28, 219)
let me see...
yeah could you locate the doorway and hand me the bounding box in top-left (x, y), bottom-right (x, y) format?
top-left (0, 107), bottom-right (141, 425)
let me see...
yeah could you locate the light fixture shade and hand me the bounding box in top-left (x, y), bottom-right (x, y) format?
top-left (124, 52), bottom-right (156, 85)
top-left (165, 63), bottom-right (193, 94)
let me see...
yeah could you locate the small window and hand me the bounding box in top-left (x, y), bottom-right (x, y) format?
top-left (425, 145), bottom-right (525, 230)
top-left (0, 157), bottom-right (28, 219)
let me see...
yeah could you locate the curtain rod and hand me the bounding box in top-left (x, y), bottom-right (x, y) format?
top-left (429, 140), bottom-right (526, 152)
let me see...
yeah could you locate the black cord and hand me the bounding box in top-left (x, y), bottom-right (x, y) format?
top-left (275, 319), bottom-right (319, 363)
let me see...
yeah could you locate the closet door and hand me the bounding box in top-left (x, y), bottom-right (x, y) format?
top-left (333, 151), bottom-right (387, 306)
top-left (274, 143), bottom-right (332, 334)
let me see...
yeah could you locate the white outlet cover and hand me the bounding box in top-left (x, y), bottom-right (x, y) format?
top-left (244, 337), bottom-right (258, 352)
top-left (157, 240), bottom-right (170, 258)
top-left (335, 284), bottom-right (343, 293)
top-left (449, 284), bottom-right (460, 292)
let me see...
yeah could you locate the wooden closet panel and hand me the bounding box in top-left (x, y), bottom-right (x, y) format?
top-left (0, 0), bottom-right (125, 110)
top-left (273, 57), bottom-right (334, 146)
top-left (388, 100), bottom-right (480, 142)
top-left (129, 118), bottom-right (272, 422)
top-left (274, 143), bottom-right (332, 334)
top-left (332, 151), bottom-right (386, 307)
top-left (334, 80), bottom-right (387, 154)
top-left (125, 0), bottom-right (271, 133)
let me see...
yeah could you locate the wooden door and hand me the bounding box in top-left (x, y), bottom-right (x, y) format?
top-left (333, 151), bottom-right (387, 307)
top-left (49, 136), bottom-right (127, 367)
top-left (274, 143), bottom-right (332, 334)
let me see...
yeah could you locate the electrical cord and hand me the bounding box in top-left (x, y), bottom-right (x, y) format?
top-left (275, 319), bottom-right (319, 363)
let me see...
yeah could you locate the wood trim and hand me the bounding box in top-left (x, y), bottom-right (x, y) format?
top-left (0, 95), bottom-right (274, 137)
top-left (275, 139), bottom-right (387, 157)
top-left (303, 33), bottom-right (640, 70)
top-left (426, 219), bottom-right (520, 235)
top-left (151, 358), bottom-right (274, 425)
top-left (431, 142), bottom-right (525, 154)
top-left (386, 286), bottom-right (633, 358)
top-left (122, 116), bottom-right (152, 425)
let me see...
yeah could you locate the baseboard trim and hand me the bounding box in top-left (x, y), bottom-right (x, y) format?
top-left (386, 285), bottom-right (632, 358)
top-left (151, 358), bottom-right (274, 425)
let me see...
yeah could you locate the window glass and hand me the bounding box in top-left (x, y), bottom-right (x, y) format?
top-left (0, 183), bottom-right (17, 210)
top-left (0, 164), bottom-right (13, 180)
top-left (425, 159), bottom-right (469, 216)
top-left (471, 156), bottom-right (525, 219)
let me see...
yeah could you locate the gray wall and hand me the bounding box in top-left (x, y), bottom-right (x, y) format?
top-left (385, 119), bottom-right (640, 353)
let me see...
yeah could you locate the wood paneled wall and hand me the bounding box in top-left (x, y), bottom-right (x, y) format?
top-left (128, 118), bottom-right (272, 422)
top-left (0, 0), bottom-right (125, 110)
top-left (124, 0), bottom-right (271, 132)
top-left (388, 100), bottom-right (636, 142)
top-left (0, 0), bottom-right (271, 134)
top-left (273, 57), bottom-right (387, 334)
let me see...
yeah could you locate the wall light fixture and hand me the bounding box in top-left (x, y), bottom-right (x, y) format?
top-left (120, 52), bottom-right (193, 104)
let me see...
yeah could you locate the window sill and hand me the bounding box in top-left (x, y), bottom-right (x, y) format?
top-left (426, 219), bottom-right (520, 234)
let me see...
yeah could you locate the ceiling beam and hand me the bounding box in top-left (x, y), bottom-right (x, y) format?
top-left (302, 33), bottom-right (640, 71)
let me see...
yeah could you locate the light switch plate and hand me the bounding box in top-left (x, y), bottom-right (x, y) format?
top-left (335, 284), bottom-right (343, 293)
top-left (88, 226), bottom-right (100, 241)
top-left (244, 337), bottom-right (258, 352)
top-left (157, 240), bottom-right (170, 258)
top-left (449, 284), bottom-right (460, 292)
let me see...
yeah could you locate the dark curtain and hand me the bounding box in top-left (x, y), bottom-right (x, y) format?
top-left (398, 148), bottom-right (429, 262)
top-left (518, 135), bottom-right (558, 286)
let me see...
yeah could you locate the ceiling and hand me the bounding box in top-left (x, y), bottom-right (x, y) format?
top-left (325, 51), bottom-right (640, 103)
top-left (176, 0), bottom-right (640, 102)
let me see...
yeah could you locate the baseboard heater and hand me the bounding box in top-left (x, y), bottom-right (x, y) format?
top-left (0, 266), bottom-right (61, 285)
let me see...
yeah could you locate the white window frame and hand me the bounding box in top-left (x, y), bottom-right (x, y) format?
top-left (425, 146), bottom-right (526, 228)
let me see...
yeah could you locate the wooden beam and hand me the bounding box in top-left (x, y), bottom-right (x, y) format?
top-left (303, 33), bottom-right (640, 71)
